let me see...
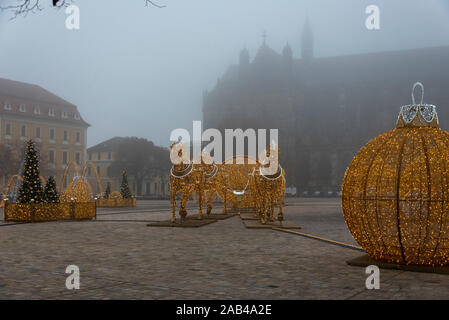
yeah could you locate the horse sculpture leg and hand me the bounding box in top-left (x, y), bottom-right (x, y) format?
top-left (269, 197), bottom-right (275, 222)
top-left (197, 188), bottom-right (204, 219)
top-left (277, 197), bottom-right (284, 222)
top-left (179, 191), bottom-right (189, 222)
top-left (278, 177), bottom-right (285, 223)
top-left (170, 188), bottom-right (177, 223)
top-left (260, 198), bottom-right (267, 224)
top-left (206, 190), bottom-right (215, 215)
top-left (223, 190), bottom-right (228, 214)
top-left (253, 198), bottom-right (259, 218)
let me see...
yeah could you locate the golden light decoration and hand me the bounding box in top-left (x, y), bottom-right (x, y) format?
top-left (168, 140), bottom-right (286, 224)
top-left (169, 141), bottom-right (205, 222)
top-left (342, 83), bottom-right (449, 266)
top-left (4, 202), bottom-right (96, 222)
top-left (200, 151), bottom-right (228, 215)
top-left (252, 142), bottom-right (286, 223)
top-left (60, 176), bottom-right (93, 203)
top-left (96, 191), bottom-right (137, 207)
top-left (222, 154), bottom-right (258, 210)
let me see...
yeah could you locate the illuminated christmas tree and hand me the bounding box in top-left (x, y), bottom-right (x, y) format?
top-left (120, 169), bottom-right (132, 198)
top-left (17, 140), bottom-right (43, 203)
top-left (43, 176), bottom-right (59, 203)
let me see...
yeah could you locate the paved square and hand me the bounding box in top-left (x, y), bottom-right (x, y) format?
top-left (0, 198), bottom-right (448, 299)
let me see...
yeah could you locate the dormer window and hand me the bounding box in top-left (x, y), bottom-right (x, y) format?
top-left (48, 108), bottom-right (55, 117)
top-left (34, 106), bottom-right (41, 114)
top-left (74, 113), bottom-right (80, 120)
top-left (3, 102), bottom-right (11, 110)
top-left (62, 111), bottom-right (68, 119)
top-left (19, 104), bottom-right (26, 112)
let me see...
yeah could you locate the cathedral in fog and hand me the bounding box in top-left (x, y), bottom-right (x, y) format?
top-left (202, 20), bottom-right (449, 194)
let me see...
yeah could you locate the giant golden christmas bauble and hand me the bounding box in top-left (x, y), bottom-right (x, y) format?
top-left (342, 96), bottom-right (449, 266)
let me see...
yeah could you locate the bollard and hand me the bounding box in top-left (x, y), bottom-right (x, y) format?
top-left (70, 198), bottom-right (75, 220)
top-left (4, 198), bottom-right (8, 221)
top-left (30, 199), bottom-right (35, 222)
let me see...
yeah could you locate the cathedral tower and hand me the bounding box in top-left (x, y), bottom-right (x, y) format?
top-left (301, 18), bottom-right (314, 60)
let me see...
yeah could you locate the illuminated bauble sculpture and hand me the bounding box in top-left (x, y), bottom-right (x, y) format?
top-left (342, 83), bottom-right (449, 266)
top-left (61, 176), bottom-right (92, 203)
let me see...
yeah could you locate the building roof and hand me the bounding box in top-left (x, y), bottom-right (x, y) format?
top-left (0, 78), bottom-right (74, 107)
top-left (0, 77), bottom-right (90, 127)
top-left (87, 137), bottom-right (126, 153)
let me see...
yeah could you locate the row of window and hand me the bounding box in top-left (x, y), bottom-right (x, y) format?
top-left (4, 124), bottom-right (81, 143)
top-left (86, 166), bottom-right (102, 176)
top-left (88, 151), bottom-right (112, 161)
top-left (3, 102), bottom-right (81, 120)
top-left (48, 149), bottom-right (82, 166)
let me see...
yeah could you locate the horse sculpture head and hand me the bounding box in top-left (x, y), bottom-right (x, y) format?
top-left (259, 141), bottom-right (280, 176)
top-left (170, 139), bottom-right (190, 171)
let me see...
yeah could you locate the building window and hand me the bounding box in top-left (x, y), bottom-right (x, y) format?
top-left (97, 166), bottom-right (100, 175)
top-left (49, 150), bottom-right (55, 164)
top-left (108, 152), bottom-right (112, 160)
top-left (88, 153), bottom-right (92, 161)
top-left (76, 132), bottom-right (81, 143)
top-left (50, 128), bottom-right (55, 140)
top-left (3, 102), bottom-right (11, 110)
top-left (21, 125), bottom-right (26, 137)
top-left (48, 108), bottom-right (55, 117)
top-left (74, 113), bottom-right (80, 120)
top-left (62, 111), bottom-right (68, 119)
top-left (19, 104), bottom-right (26, 112)
top-left (5, 123), bottom-right (11, 136)
top-left (63, 130), bottom-right (68, 142)
top-left (34, 106), bottom-right (41, 114)
top-left (87, 167), bottom-right (91, 176)
top-left (36, 127), bottom-right (41, 139)
top-left (98, 152), bottom-right (101, 161)
top-left (62, 151), bottom-right (68, 165)
top-left (75, 152), bottom-right (81, 165)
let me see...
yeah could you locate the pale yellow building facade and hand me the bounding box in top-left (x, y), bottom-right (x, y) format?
top-left (0, 78), bottom-right (89, 191)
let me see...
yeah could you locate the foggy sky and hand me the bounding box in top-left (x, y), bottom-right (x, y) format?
top-left (1, 0), bottom-right (449, 148)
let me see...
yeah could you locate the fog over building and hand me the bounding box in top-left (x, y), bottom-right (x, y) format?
top-left (203, 21), bottom-right (449, 194)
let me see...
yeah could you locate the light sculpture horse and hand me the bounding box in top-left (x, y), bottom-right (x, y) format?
top-left (199, 151), bottom-right (228, 215)
top-left (169, 141), bottom-right (205, 222)
top-left (253, 142), bottom-right (286, 224)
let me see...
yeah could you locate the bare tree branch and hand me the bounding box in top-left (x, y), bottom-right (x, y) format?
top-left (0, 0), bottom-right (166, 19)
top-left (0, 0), bottom-right (70, 19)
top-left (145, 0), bottom-right (166, 8)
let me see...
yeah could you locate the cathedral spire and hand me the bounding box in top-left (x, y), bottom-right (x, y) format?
top-left (240, 47), bottom-right (250, 66)
top-left (301, 17), bottom-right (314, 60)
top-left (282, 42), bottom-right (293, 70)
top-left (239, 47), bottom-right (250, 76)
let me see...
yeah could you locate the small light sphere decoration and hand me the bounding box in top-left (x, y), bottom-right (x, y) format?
top-left (61, 176), bottom-right (92, 203)
top-left (342, 83), bottom-right (449, 266)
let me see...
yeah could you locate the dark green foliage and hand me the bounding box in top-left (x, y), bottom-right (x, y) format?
top-left (120, 169), bottom-right (132, 198)
top-left (17, 140), bottom-right (43, 203)
top-left (104, 182), bottom-right (111, 199)
top-left (43, 176), bottom-right (59, 203)
top-left (108, 137), bottom-right (169, 196)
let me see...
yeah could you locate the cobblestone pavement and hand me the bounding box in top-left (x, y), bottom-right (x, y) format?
top-left (0, 198), bottom-right (449, 300)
